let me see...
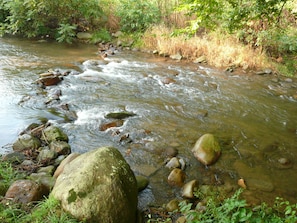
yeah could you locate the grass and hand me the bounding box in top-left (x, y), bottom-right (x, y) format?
top-left (0, 160), bottom-right (82, 223)
top-left (141, 25), bottom-right (270, 71)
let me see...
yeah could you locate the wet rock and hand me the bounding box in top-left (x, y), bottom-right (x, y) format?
top-left (162, 77), bottom-right (176, 85)
top-left (30, 172), bottom-right (55, 192)
top-left (166, 199), bottom-right (180, 212)
top-left (54, 153), bottom-right (80, 178)
top-left (12, 134), bottom-right (41, 152)
top-left (49, 141), bottom-right (71, 155)
top-left (37, 75), bottom-right (61, 86)
top-left (5, 180), bottom-right (48, 204)
top-left (275, 157), bottom-right (293, 169)
top-left (51, 147), bottom-right (138, 223)
top-left (168, 168), bottom-right (186, 187)
top-left (38, 165), bottom-right (55, 175)
top-left (37, 148), bottom-right (57, 163)
top-left (179, 158), bottom-right (186, 170)
top-left (165, 157), bottom-right (181, 169)
top-left (182, 180), bottom-right (198, 199)
top-left (136, 175), bottom-right (149, 192)
top-left (2, 152), bottom-right (26, 164)
top-left (192, 133), bottom-right (221, 165)
top-left (99, 120), bottom-right (124, 131)
top-left (256, 68), bottom-right (272, 75)
top-left (21, 159), bottom-right (35, 167)
top-left (105, 111), bottom-right (136, 119)
top-left (41, 126), bottom-right (69, 143)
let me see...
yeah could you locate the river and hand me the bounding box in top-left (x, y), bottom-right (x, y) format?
top-left (0, 37), bottom-right (296, 207)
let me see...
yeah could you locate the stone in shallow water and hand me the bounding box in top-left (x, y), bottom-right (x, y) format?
top-left (192, 133), bottom-right (221, 165)
top-left (105, 111), bottom-right (136, 119)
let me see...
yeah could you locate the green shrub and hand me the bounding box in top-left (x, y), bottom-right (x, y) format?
top-left (56, 23), bottom-right (77, 44)
top-left (117, 0), bottom-right (161, 33)
top-left (91, 28), bottom-right (112, 43)
top-left (179, 189), bottom-right (297, 223)
top-left (0, 0), bottom-right (104, 41)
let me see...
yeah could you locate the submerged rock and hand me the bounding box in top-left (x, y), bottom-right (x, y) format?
top-left (51, 147), bottom-right (138, 223)
top-left (192, 133), bottom-right (221, 165)
top-left (105, 111), bottom-right (136, 119)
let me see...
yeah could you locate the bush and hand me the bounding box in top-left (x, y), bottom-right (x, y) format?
top-left (117, 0), bottom-right (161, 32)
top-left (0, 0), bottom-right (104, 41)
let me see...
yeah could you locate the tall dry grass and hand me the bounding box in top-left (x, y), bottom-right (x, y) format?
top-left (142, 25), bottom-right (269, 70)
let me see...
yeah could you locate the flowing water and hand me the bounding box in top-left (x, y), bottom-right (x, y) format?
top-left (0, 37), bottom-right (297, 207)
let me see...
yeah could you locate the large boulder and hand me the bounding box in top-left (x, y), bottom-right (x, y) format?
top-left (192, 133), bottom-right (221, 165)
top-left (51, 147), bottom-right (138, 223)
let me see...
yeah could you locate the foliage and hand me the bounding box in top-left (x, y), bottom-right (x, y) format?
top-left (117, 0), bottom-right (161, 32)
top-left (178, 189), bottom-right (297, 223)
top-left (0, 160), bottom-right (25, 194)
top-left (176, 0), bottom-right (297, 57)
top-left (0, 0), bottom-right (104, 42)
top-left (91, 28), bottom-right (112, 44)
top-left (56, 23), bottom-right (77, 44)
top-left (0, 195), bottom-right (83, 223)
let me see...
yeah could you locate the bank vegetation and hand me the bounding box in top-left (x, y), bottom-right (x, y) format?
top-left (0, 0), bottom-right (296, 75)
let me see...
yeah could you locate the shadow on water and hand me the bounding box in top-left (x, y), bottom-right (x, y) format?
top-left (0, 37), bottom-right (297, 207)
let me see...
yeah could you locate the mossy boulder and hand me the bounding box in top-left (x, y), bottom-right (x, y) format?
top-left (51, 147), bottom-right (138, 223)
top-left (192, 133), bottom-right (221, 165)
top-left (12, 134), bottom-right (41, 151)
top-left (41, 126), bottom-right (68, 143)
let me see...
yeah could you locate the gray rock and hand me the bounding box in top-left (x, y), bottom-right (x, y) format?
top-left (51, 147), bottom-right (138, 223)
top-left (2, 152), bottom-right (26, 164)
top-left (49, 141), bottom-right (71, 155)
top-left (30, 172), bottom-right (55, 192)
top-left (165, 157), bottom-right (181, 169)
top-left (12, 134), bottom-right (41, 151)
top-left (37, 148), bottom-right (57, 163)
top-left (41, 126), bottom-right (69, 143)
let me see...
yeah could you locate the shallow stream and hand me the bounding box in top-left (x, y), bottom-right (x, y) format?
top-left (0, 37), bottom-right (296, 207)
